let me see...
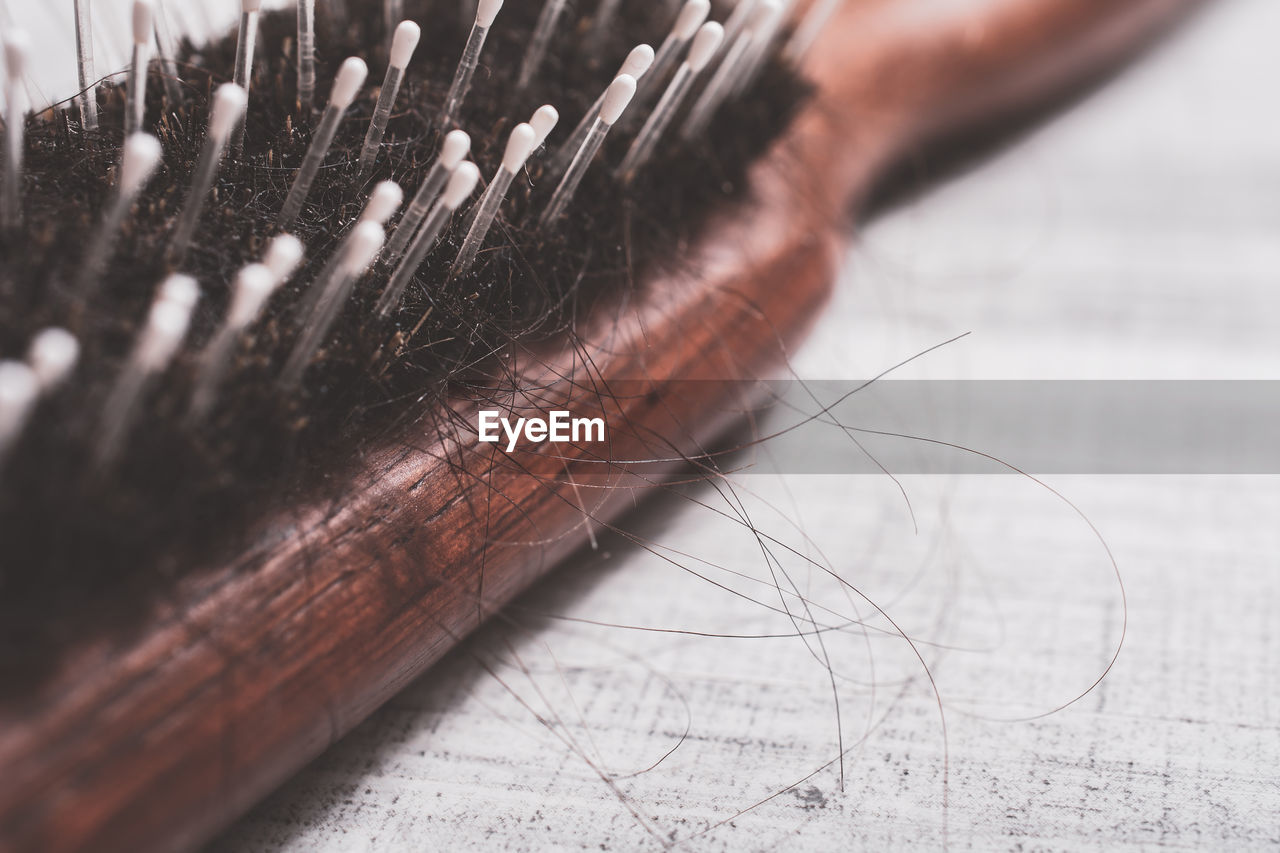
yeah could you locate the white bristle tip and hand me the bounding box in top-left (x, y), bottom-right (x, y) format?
top-left (390, 21), bottom-right (422, 69)
top-left (133, 0), bottom-right (155, 44)
top-left (600, 75), bottom-right (637, 125)
top-left (502, 123), bottom-right (538, 172)
top-left (230, 264), bottom-right (276, 325)
top-left (160, 273), bottom-right (200, 310)
top-left (263, 234), bottom-right (305, 283)
top-left (237, 264), bottom-right (273, 293)
top-left (530, 105), bottom-right (559, 147)
top-left (3, 30), bottom-right (30, 78)
top-left (477, 0), bottom-right (503, 28)
top-left (210, 83), bottom-right (249, 140)
top-left (150, 300), bottom-right (189, 335)
top-left (688, 22), bottom-right (724, 71)
top-left (242, 0), bottom-right (263, 12)
top-left (330, 57), bottom-right (369, 109)
top-left (0, 361), bottom-right (38, 409)
top-left (143, 300), bottom-right (193, 368)
top-left (443, 161), bottom-right (481, 210)
top-left (344, 222), bottom-right (385, 274)
top-left (752, 0), bottom-right (783, 29)
top-left (27, 329), bottom-right (79, 392)
top-left (620, 44), bottom-right (655, 79)
top-left (140, 278), bottom-right (199, 369)
top-left (676, 0), bottom-right (712, 39)
top-left (441, 130), bottom-right (471, 169)
top-left (365, 180), bottom-right (405, 226)
top-left (120, 134), bottom-right (163, 195)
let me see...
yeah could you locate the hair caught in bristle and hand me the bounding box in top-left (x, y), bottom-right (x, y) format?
top-left (0, 0), bottom-right (810, 678)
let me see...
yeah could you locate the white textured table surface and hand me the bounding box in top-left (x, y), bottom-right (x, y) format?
top-left (213, 1), bottom-right (1280, 849)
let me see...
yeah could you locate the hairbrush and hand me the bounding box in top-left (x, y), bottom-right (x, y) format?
top-left (0, 0), bottom-right (1199, 850)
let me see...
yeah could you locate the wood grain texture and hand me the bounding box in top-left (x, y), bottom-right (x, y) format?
top-left (0, 1), bottom-right (1204, 850)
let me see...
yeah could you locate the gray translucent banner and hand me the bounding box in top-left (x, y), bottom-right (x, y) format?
top-left (482, 380), bottom-right (1280, 475)
top-left (725, 380), bottom-right (1280, 475)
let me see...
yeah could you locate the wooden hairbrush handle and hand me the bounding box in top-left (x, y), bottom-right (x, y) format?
top-left (0, 1), bottom-right (1201, 850)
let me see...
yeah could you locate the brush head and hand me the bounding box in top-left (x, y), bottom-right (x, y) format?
top-left (0, 0), bottom-right (809, 681)
top-left (390, 21), bottom-right (422, 70)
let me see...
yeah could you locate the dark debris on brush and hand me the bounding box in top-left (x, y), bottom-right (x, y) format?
top-left (0, 0), bottom-right (809, 679)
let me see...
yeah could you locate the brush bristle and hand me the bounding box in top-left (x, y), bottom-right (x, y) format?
top-left (0, 0), bottom-right (809, 685)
